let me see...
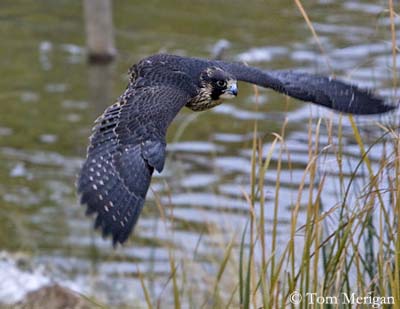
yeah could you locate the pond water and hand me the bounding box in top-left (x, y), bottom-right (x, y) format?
top-left (0, 0), bottom-right (398, 307)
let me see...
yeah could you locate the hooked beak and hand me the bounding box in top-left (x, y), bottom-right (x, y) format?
top-left (228, 83), bottom-right (238, 96)
top-left (221, 81), bottom-right (238, 99)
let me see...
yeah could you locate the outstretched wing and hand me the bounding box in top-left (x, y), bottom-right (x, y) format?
top-left (77, 85), bottom-right (190, 245)
top-left (217, 61), bottom-right (396, 114)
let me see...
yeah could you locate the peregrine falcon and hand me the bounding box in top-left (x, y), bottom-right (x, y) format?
top-left (77, 54), bottom-right (395, 245)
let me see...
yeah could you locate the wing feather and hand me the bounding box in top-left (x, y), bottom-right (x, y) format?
top-left (216, 61), bottom-right (396, 114)
top-left (78, 85), bottom-right (190, 245)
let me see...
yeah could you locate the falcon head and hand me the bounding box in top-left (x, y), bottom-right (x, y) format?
top-left (201, 67), bottom-right (238, 100)
top-left (187, 66), bottom-right (237, 111)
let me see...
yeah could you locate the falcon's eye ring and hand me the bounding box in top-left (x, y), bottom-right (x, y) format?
top-left (216, 80), bottom-right (226, 88)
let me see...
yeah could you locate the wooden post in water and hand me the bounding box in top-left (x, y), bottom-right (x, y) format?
top-left (83, 0), bottom-right (116, 63)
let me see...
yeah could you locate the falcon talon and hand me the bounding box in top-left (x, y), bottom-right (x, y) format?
top-left (77, 53), bottom-right (397, 246)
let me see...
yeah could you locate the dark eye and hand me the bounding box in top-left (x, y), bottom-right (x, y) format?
top-left (216, 80), bottom-right (226, 87)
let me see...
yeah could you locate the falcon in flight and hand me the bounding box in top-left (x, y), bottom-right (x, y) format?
top-left (77, 54), bottom-right (395, 245)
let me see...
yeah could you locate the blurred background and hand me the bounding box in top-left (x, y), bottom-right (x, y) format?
top-left (0, 0), bottom-right (398, 307)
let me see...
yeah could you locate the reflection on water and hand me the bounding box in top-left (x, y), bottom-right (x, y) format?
top-left (0, 0), bottom-right (397, 306)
